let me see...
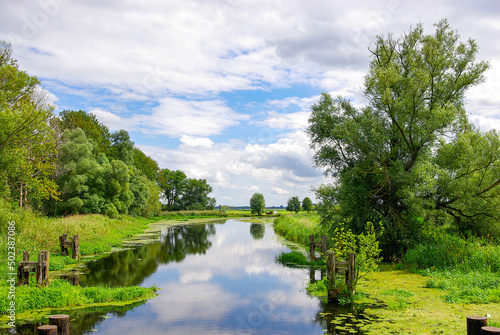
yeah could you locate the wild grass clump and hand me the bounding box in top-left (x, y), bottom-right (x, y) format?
top-left (403, 233), bottom-right (500, 272)
top-left (275, 250), bottom-right (325, 267)
top-left (404, 228), bottom-right (500, 304)
top-left (49, 255), bottom-right (77, 271)
top-left (0, 279), bottom-right (157, 313)
top-left (273, 213), bottom-right (324, 246)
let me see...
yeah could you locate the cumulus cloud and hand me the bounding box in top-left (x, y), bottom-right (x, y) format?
top-left (180, 135), bottom-right (214, 149)
top-left (271, 187), bottom-right (288, 195)
top-left (2, 0), bottom-right (499, 206)
top-left (147, 98), bottom-right (248, 137)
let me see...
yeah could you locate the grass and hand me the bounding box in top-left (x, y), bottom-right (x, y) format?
top-left (273, 213), bottom-right (325, 246)
top-left (275, 250), bottom-right (325, 267)
top-left (403, 231), bottom-right (500, 304)
top-left (0, 201), bottom-right (162, 321)
top-left (0, 277), bottom-right (157, 318)
top-left (359, 264), bottom-right (500, 334)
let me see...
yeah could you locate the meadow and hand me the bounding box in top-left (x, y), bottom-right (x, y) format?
top-left (272, 212), bottom-right (500, 333)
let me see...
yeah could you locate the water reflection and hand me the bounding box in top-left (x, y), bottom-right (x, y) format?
top-left (81, 223), bottom-right (217, 287)
top-left (16, 220), bottom-right (334, 334)
top-left (249, 223), bottom-right (265, 240)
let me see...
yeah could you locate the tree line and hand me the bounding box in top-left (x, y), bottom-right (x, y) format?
top-left (0, 41), bottom-right (214, 217)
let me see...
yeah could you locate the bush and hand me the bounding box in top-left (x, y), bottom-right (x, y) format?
top-left (105, 203), bottom-right (119, 219)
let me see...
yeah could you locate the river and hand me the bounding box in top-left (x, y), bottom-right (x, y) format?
top-left (17, 219), bottom-right (353, 334)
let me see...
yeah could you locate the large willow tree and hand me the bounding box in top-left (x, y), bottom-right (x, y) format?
top-left (307, 20), bottom-right (499, 257)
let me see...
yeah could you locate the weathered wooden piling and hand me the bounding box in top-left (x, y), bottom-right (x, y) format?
top-left (17, 251), bottom-right (49, 286)
top-left (37, 325), bottom-right (57, 335)
top-left (325, 250), bottom-right (356, 299)
top-left (309, 235), bottom-right (327, 261)
top-left (59, 234), bottom-right (79, 260)
top-left (347, 253), bottom-right (356, 292)
top-left (49, 314), bottom-right (70, 335)
top-left (467, 316), bottom-right (488, 335)
top-left (482, 326), bottom-right (500, 334)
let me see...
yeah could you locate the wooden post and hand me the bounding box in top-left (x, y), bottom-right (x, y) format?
top-left (72, 235), bottom-right (79, 260)
top-left (49, 314), bottom-right (70, 335)
top-left (23, 251), bottom-right (29, 261)
top-left (37, 252), bottom-right (44, 284)
top-left (467, 315), bottom-right (488, 335)
top-left (326, 250), bottom-right (335, 281)
top-left (482, 327), bottom-right (500, 334)
top-left (309, 235), bottom-right (316, 261)
top-left (37, 325), bottom-right (58, 335)
top-left (42, 250), bottom-right (50, 286)
top-left (347, 253), bottom-right (356, 292)
top-left (321, 235), bottom-right (327, 254)
top-left (59, 234), bottom-right (67, 256)
top-left (325, 250), bottom-right (335, 299)
top-left (309, 268), bottom-right (316, 283)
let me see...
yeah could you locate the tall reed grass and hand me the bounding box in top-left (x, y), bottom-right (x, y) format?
top-left (273, 213), bottom-right (324, 246)
top-left (404, 231), bottom-right (500, 304)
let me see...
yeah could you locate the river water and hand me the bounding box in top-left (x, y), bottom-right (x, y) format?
top-left (17, 219), bottom-right (354, 334)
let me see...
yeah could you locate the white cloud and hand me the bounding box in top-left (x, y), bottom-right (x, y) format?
top-left (248, 186), bottom-right (260, 192)
top-left (180, 135), bottom-right (214, 149)
top-left (139, 129), bottom-right (322, 205)
top-left (257, 111), bottom-right (310, 130)
top-left (147, 98), bottom-right (247, 137)
top-left (272, 187), bottom-right (288, 195)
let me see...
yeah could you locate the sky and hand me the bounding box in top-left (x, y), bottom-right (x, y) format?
top-left (1, 0), bottom-right (499, 206)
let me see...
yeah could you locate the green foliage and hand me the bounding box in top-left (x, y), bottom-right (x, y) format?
top-left (275, 250), bottom-right (325, 267)
top-left (0, 279), bottom-right (156, 313)
top-left (331, 221), bottom-right (383, 286)
top-left (302, 197), bottom-right (313, 213)
top-left (286, 196), bottom-right (301, 213)
top-left (424, 271), bottom-right (500, 304)
top-left (49, 255), bottom-right (77, 271)
top-left (157, 169), bottom-right (213, 211)
top-left (59, 110), bottom-right (112, 156)
top-left (273, 213), bottom-right (323, 246)
top-left (0, 41), bottom-right (58, 208)
top-left (404, 229), bottom-right (500, 304)
top-left (250, 193), bottom-right (265, 215)
top-left (110, 129), bottom-right (135, 165)
top-left (403, 232), bottom-right (500, 272)
top-left (133, 148), bottom-right (159, 181)
top-left (307, 20), bottom-right (495, 257)
top-left (306, 277), bottom-right (353, 306)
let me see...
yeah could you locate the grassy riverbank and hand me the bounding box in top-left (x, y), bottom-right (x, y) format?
top-left (0, 203), bottom-right (172, 328)
top-left (272, 213), bottom-right (500, 333)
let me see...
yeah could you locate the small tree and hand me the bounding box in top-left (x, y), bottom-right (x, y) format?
top-left (302, 197), bottom-right (313, 213)
top-left (250, 193), bottom-right (265, 215)
top-left (286, 196), bottom-right (301, 213)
